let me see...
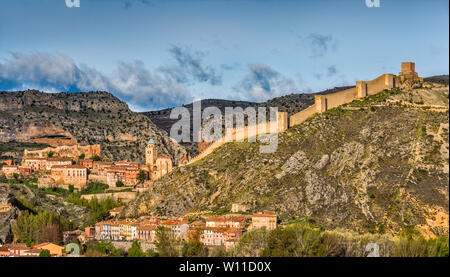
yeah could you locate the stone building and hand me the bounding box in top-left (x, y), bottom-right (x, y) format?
top-left (398, 62), bottom-right (423, 89)
top-left (24, 144), bottom-right (100, 159)
top-left (50, 164), bottom-right (88, 187)
top-left (144, 138), bottom-right (173, 181)
top-left (251, 211), bottom-right (277, 231)
top-left (45, 157), bottom-right (74, 170)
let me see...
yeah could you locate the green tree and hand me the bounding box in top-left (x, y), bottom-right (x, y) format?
top-left (39, 250), bottom-right (51, 257)
top-left (155, 226), bottom-right (178, 257)
top-left (233, 228), bottom-right (269, 257)
top-left (182, 232), bottom-right (208, 257)
top-left (262, 228), bottom-right (298, 257)
top-left (46, 151), bottom-right (54, 158)
top-left (78, 153), bottom-right (86, 160)
top-left (128, 241), bottom-right (146, 257)
top-left (90, 155), bottom-right (101, 161)
top-left (68, 184), bottom-right (75, 193)
top-left (136, 170), bottom-right (147, 183)
top-left (115, 180), bottom-right (124, 187)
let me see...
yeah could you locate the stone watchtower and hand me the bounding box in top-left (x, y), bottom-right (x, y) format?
top-left (398, 62), bottom-right (423, 89)
top-left (145, 138), bottom-right (157, 166)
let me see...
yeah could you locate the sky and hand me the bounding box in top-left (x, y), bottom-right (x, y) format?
top-left (0, 0), bottom-right (448, 111)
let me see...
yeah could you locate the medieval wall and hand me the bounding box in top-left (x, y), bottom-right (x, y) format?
top-left (289, 105), bottom-right (317, 127)
top-left (289, 73), bottom-right (398, 128)
top-left (186, 112), bottom-right (287, 165)
top-left (24, 144), bottom-right (101, 159)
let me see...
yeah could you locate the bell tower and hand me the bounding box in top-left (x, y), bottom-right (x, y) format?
top-left (146, 138), bottom-right (157, 166)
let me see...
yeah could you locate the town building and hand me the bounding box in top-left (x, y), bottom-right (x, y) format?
top-left (136, 225), bottom-right (158, 242)
top-left (251, 211), bottom-right (277, 231)
top-left (63, 230), bottom-right (85, 244)
top-left (22, 157), bottom-right (47, 170)
top-left (33, 242), bottom-right (65, 257)
top-left (109, 206), bottom-right (125, 217)
top-left (161, 218), bottom-right (189, 240)
top-left (79, 159), bottom-right (94, 169)
top-left (46, 157), bottom-right (74, 170)
top-left (231, 203), bottom-right (250, 213)
top-left (105, 166), bottom-right (141, 187)
top-left (85, 227), bottom-right (96, 241)
top-left (50, 165), bottom-right (88, 187)
top-left (144, 138), bottom-right (173, 181)
top-left (200, 227), bottom-right (243, 248)
top-left (205, 217), bottom-right (248, 228)
top-left (0, 159), bottom-right (13, 166)
top-left (1, 165), bottom-right (32, 177)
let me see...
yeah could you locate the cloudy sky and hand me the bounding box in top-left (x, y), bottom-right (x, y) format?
top-left (0, 0), bottom-right (448, 111)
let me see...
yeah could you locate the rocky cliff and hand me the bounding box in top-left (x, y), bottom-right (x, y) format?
top-left (0, 90), bottom-right (186, 164)
top-left (123, 85), bottom-right (449, 237)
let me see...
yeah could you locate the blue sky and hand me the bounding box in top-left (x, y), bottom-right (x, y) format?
top-left (0, 0), bottom-right (448, 111)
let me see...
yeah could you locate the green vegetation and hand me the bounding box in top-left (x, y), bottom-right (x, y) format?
top-left (66, 193), bottom-right (122, 225)
top-left (78, 153), bottom-right (85, 160)
top-left (39, 250), bottom-right (51, 257)
top-left (231, 223), bottom-right (449, 257)
top-left (81, 182), bottom-right (109, 194)
top-left (137, 170), bottom-right (147, 183)
top-left (154, 226), bottom-right (178, 257)
top-left (115, 180), bottom-right (124, 187)
top-left (127, 241), bottom-right (146, 257)
top-left (182, 232), bottom-right (208, 257)
top-left (46, 151), bottom-right (54, 158)
top-left (12, 210), bottom-right (70, 245)
top-left (89, 155), bottom-right (101, 161)
top-left (85, 241), bottom-right (121, 257)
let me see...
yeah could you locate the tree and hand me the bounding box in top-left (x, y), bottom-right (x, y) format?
top-left (128, 241), bottom-right (146, 257)
top-left (233, 228), bottom-right (269, 257)
top-left (40, 223), bottom-right (63, 245)
top-left (115, 180), bottom-right (124, 187)
top-left (90, 155), bottom-right (101, 161)
top-left (78, 153), bottom-right (85, 160)
top-left (182, 231), bottom-right (208, 257)
top-left (39, 250), bottom-right (51, 257)
top-left (155, 226), bottom-right (178, 257)
top-left (137, 170), bottom-right (147, 183)
top-left (262, 228), bottom-right (298, 257)
top-left (68, 184), bottom-right (75, 193)
top-left (46, 151), bottom-right (54, 158)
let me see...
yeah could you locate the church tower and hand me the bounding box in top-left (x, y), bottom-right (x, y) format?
top-left (146, 138), bottom-right (157, 166)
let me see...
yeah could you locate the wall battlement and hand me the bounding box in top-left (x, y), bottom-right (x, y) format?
top-left (188, 62), bottom-right (422, 165)
top-left (289, 63), bottom-right (422, 127)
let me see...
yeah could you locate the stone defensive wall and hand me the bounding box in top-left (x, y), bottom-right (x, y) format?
top-left (24, 144), bottom-right (101, 159)
top-left (186, 112), bottom-right (288, 165)
top-left (289, 73), bottom-right (397, 126)
top-left (186, 69), bottom-right (405, 165)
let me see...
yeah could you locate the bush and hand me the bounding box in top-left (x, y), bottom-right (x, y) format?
top-left (115, 180), bottom-right (124, 187)
top-left (39, 250), bottom-right (51, 257)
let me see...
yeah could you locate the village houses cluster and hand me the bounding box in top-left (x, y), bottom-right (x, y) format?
top-left (1, 139), bottom-right (173, 189)
top-left (83, 210), bottom-right (277, 250)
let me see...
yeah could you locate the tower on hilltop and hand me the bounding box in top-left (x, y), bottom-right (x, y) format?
top-left (398, 62), bottom-right (423, 89)
top-left (145, 138), bottom-right (157, 166)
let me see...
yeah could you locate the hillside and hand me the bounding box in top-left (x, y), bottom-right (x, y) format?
top-left (123, 85), bottom-right (449, 237)
top-left (0, 90), bottom-right (186, 164)
top-left (0, 183), bottom-right (90, 243)
top-left (143, 86), bottom-right (354, 157)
